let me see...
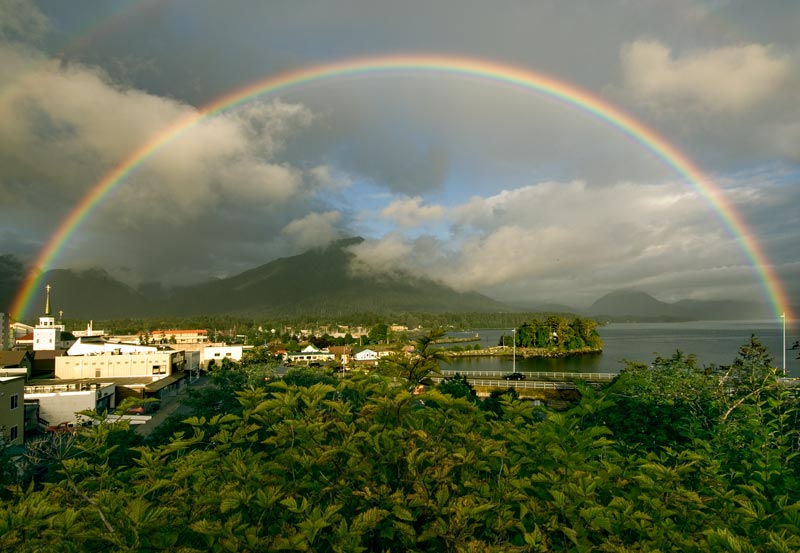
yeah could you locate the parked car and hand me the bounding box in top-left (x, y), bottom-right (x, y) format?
top-left (45, 421), bottom-right (76, 433)
top-left (504, 372), bottom-right (526, 381)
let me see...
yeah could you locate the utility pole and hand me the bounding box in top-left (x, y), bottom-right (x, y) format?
top-left (512, 328), bottom-right (516, 373)
top-left (782, 312), bottom-right (786, 376)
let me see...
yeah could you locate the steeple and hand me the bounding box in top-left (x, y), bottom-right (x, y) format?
top-left (45, 284), bottom-right (51, 316)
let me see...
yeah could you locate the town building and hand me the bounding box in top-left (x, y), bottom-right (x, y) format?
top-left (0, 312), bottom-right (9, 350)
top-left (32, 285), bottom-right (71, 351)
top-left (10, 321), bottom-right (34, 341)
top-left (55, 348), bottom-right (186, 380)
top-left (285, 345), bottom-right (336, 365)
top-left (353, 348), bottom-right (378, 363)
top-left (72, 321), bottom-right (106, 338)
top-left (0, 376), bottom-right (25, 446)
top-left (328, 345), bottom-right (352, 365)
top-left (66, 336), bottom-right (158, 356)
top-left (0, 350), bottom-right (34, 379)
top-left (23, 380), bottom-right (115, 428)
top-left (149, 329), bottom-right (209, 344)
top-left (203, 345), bottom-right (251, 368)
top-left (352, 346), bottom-right (396, 365)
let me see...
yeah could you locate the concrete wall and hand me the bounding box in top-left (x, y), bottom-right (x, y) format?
top-left (25, 383), bottom-right (115, 426)
top-left (0, 376), bottom-right (25, 445)
top-left (203, 346), bottom-right (247, 368)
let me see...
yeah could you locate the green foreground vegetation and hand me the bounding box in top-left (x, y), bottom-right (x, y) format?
top-left (2, 334), bottom-right (799, 551)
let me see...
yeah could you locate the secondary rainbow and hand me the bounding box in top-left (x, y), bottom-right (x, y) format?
top-left (10, 54), bottom-right (792, 321)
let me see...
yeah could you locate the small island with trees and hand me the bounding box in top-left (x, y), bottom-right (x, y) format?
top-left (445, 315), bottom-right (603, 359)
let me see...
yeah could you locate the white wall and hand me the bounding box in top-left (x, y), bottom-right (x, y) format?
top-left (203, 345), bottom-right (248, 367)
top-left (25, 383), bottom-right (115, 426)
top-left (0, 376), bottom-right (25, 445)
top-left (56, 351), bottom-right (183, 379)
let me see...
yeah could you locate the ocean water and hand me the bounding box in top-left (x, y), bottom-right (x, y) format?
top-left (443, 320), bottom-right (800, 376)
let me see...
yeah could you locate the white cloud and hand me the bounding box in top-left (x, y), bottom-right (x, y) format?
top-left (346, 178), bottom-right (768, 304)
top-left (308, 165), bottom-right (353, 191)
top-left (0, 41), bottom-right (324, 281)
top-left (381, 196), bottom-right (445, 229)
top-left (621, 40), bottom-right (790, 113)
top-left (281, 211), bottom-right (342, 250)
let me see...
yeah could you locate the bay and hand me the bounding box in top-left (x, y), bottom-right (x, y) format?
top-left (443, 320), bottom-right (800, 377)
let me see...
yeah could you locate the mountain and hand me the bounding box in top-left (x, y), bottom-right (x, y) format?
top-left (167, 237), bottom-right (510, 316)
top-left (21, 238), bottom-right (511, 319)
top-left (589, 289), bottom-right (778, 321)
top-left (589, 290), bottom-right (685, 321)
top-left (27, 268), bottom-right (154, 319)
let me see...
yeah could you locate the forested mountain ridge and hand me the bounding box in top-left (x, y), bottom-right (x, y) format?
top-left (13, 239), bottom-right (510, 319)
top-left (588, 289), bottom-right (778, 321)
top-left (4, 248), bottom-right (788, 321)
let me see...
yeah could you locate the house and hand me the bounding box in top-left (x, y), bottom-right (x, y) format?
top-left (14, 332), bottom-right (34, 349)
top-left (0, 350), bottom-right (35, 379)
top-left (285, 344), bottom-right (336, 365)
top-left (353, 348), bottom-right (378, 363)
top-left (328, 345), bottom-right (352, 365)
top-left (353, 346), bottom-right (396, 366)
top-left (0, 376), bottom-right (25, 446)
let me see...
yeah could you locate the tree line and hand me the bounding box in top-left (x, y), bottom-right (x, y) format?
top-left (500, 315), bottom-right (603, 351)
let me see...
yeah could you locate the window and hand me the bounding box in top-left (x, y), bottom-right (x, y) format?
top-left (152, 365), bottom-right (166, 375)
top-left (9, 426), bottom-right (18, 442)
top-left (10, 394), bottom-right (18, 410)
top-left (95, 369), bottom-right (102, 377)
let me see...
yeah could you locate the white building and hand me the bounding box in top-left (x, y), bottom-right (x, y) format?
top-left (33, 285), bottom-right (69, 351)
top-left (72, 321), bottom-right (106, 338)
top-left (24, 380), bottom-right (115, 427)
top-left (56, 349), bottom-right (186, 380)
top-left (285, 345), bottom-right (336, 365)
top-left (0, 376), bottom-right (24, 446)
top-left (67, 336), bottom-right (158, 356)
top-left (149, 329), bottom-right (208, 344)
top-left (353, 349), bottom-right (379, 362)
top-left (203, 345), bottom-right (251, 368)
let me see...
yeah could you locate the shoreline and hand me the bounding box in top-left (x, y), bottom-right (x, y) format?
top-left (444, 346), bottom-right (603, 359)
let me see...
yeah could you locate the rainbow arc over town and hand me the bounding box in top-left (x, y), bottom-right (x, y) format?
top-left (10, 54), bottom-right (793, 321)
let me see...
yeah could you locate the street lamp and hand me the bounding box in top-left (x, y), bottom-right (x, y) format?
top-left (782, 312), bottom-right (786, 376)
top-left (512, 328), bottom-right (516, 373)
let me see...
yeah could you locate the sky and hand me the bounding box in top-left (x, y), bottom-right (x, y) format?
top-left (0, 0), bottom-right (798, 312)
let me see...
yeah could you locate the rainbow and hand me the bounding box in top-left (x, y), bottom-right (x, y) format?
top-left (10, 54), bottom-right (793, 321)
